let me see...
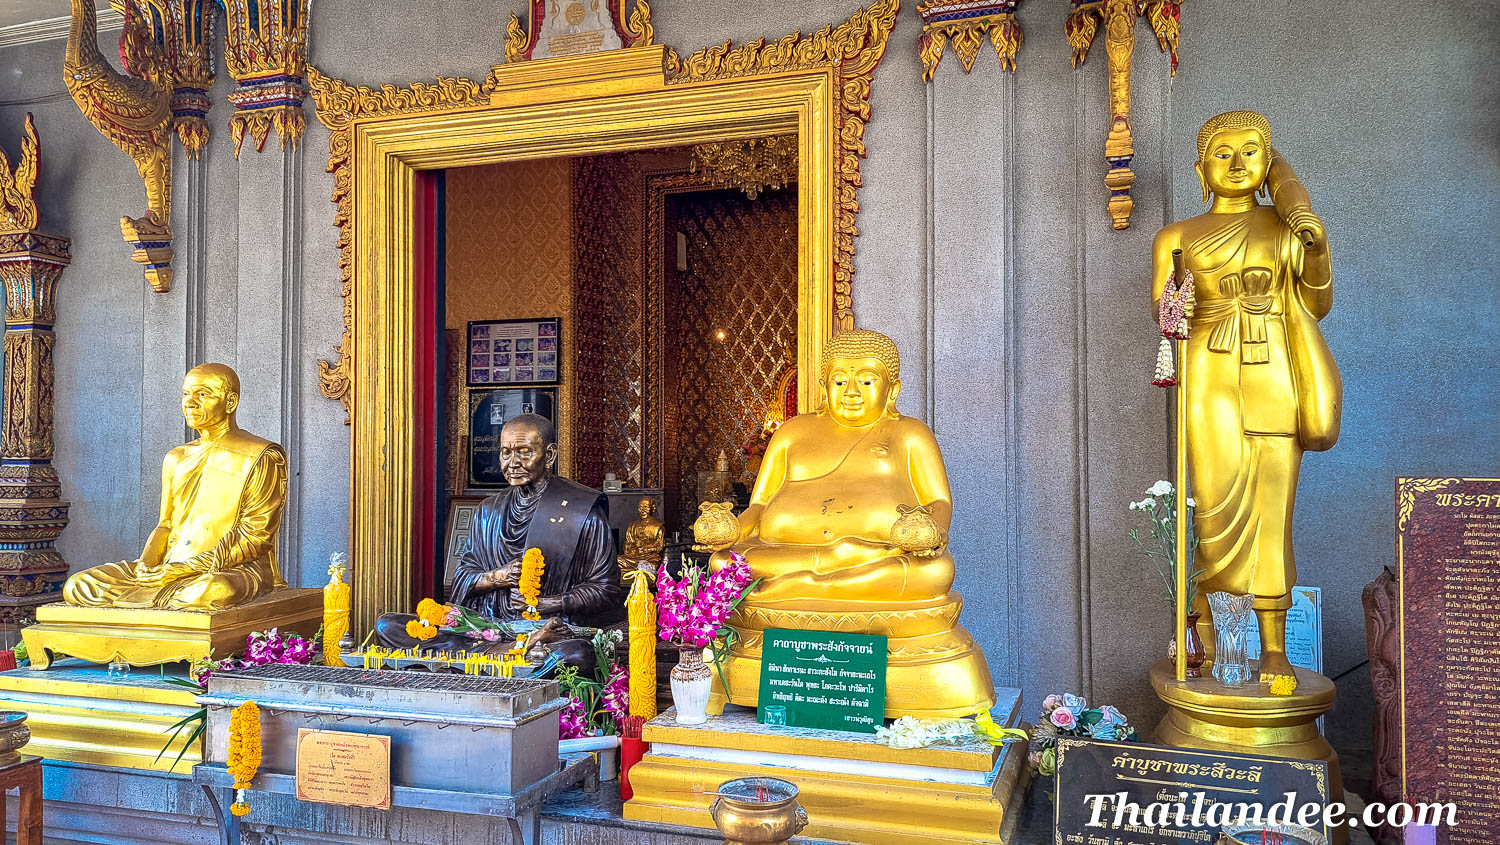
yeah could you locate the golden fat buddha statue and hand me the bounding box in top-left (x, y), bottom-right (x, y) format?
top-left (1153, 111), bottom-right (1341, 689)
top-left (62, 363), bottom-right (289, 611)
top-left (700, 329), bottom-right (995, 718)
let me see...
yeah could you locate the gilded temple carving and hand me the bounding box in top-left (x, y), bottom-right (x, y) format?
top-left (917, 0), bottom-right (1024, 80)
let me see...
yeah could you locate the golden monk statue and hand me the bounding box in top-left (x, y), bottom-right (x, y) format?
top-left (62, 363), bottom-right (289, 611)
top-left (618, 497), bottom-right (665, 577)
top-left (702, 329), bottom-right (995, 718)
top-left (1152, 111), bottom-right (1341, 689)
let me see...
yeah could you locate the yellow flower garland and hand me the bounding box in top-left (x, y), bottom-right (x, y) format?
top-left (405, 618), bottom-right (438, 641)
top-left (226, 700), bottom-right (262, 817)
top-left (519, 548), bottom-right (545, 620)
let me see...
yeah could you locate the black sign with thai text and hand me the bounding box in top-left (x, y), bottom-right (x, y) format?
top-left (1053, 738), bottom-right (1331, 845)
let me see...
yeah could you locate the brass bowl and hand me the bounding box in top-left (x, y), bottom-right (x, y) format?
top-left (0, 711), bottom-right (30, 765)
top-left (709, 777), bottom-right (808, 845)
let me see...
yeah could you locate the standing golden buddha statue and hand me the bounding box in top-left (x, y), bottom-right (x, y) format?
top-left (1152, 110), bottom-right (1341, 691)
top-left (698, 329), bottom-right (995, 718)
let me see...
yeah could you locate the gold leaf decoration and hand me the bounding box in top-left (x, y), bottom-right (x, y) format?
top-left (917, 0), bottom-right (1024, 81)
top-left (307, 66), bottom-right (487, 416)
top-left (1396, 477), bottom-right (1460, 532)
top-left (0, 114), bottom-right (40, 232)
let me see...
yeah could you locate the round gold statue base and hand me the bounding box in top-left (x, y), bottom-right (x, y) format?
top-left (1149, 659), bottom-right (1346, 845)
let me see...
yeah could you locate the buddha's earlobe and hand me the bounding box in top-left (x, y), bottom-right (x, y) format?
top-left (886, 381), bottom-right (902, 417)
top-left (1195, 161), bottom-right (1210, 204)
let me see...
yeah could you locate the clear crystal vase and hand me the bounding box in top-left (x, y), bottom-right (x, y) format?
top-left (1207, 592), bottom-right (1255, 687)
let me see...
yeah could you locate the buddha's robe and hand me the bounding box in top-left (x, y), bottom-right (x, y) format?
top-left (715, 414), bottom-right (954, 610)
top-left (62, 431), bottom-right (288, 611)
top-left (1180, 207), bottom-right (1338, 610)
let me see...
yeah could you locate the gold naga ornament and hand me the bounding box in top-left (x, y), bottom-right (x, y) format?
top-left (65, 0), bottom-right (175, 292)
top-left (63, 0), bottom-right (311, 292)
top-left (917, 0), bottom-right (1024, 80)
top-left (1066, 0), bottom-right (1183, 230)
top-left (0, 115), bottom-right (74, 630)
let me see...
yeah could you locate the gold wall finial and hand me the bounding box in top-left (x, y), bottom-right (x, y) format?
top-left (65, 0), bottom-right (175, 292)
top-left (222, 0), bottom-right (311, 156)
top-left (917, 0), bottom-right (1024, 81)
top-left (1067, 0), bottom-right (1186, 230)
top-left (0, 114), bottom-right (40, 232)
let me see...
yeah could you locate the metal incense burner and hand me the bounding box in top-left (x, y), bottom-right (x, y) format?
top-left (709, 777), bottom-right (809, 845)
top-left (195, 664), bottom-right (586, 845)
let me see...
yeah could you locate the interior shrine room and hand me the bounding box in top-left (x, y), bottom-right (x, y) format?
top-left (0, 1), bottom-right (1494, 844)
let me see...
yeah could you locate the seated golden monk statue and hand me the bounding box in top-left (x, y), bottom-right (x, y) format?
top-left (618, 497), bottom-right (665, 577)
top-left (701, 329), bottom-right (995, 718)
top-left (25, 363), bottom-right (317, 670)
top-left (63, 363), bottom-right (289, 611)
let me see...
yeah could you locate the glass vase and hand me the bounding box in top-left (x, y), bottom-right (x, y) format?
top-left (1207, 592), bottom-right (1255, 687)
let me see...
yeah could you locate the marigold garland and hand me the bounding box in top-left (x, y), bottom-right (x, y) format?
top-left (519, 547), bottom-right (545, 621)
top-left (226, 700), bottom-right (262, 817)
top-left (405, 618), bottom-right (438, 641)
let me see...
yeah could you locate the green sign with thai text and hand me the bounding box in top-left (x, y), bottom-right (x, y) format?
top-left (757, 628), bottom-right (887, 733)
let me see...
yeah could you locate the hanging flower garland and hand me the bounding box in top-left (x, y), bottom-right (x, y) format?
top-left (226, 700), bottom-right (262, 817)
top-left (1152, 268), bottom-right (1194, 387)
top-left (519, 547), bottom-right (545, 621)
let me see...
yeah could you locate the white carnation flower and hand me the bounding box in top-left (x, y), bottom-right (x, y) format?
top-left (1147, 480), bottom-right (1174, 497)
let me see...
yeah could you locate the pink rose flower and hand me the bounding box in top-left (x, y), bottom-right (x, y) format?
top-left (1050, 707), bottom-right (1076, 729)
top-left (1042, 694), bottom-right (1063, 714)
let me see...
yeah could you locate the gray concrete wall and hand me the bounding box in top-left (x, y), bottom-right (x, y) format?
top-left (2, 0), bottom-right (1497, 765)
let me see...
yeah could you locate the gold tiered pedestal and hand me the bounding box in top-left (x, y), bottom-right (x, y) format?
top-left (626, 693), bottom-right (1027, 845)
top-left (0, 660), bottom-right (201, 772)
top-left (22, 588), bottom-right (321, 669)
top-left (1151, 659), bottom-right (1346, 843)
top-left (710, 597), bottom-right (996, 719)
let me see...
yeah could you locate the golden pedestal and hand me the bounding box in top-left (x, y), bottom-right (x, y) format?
top-left (0, 660), bottom-right (201, 772)
top-left (626, 694), bottom-right (1027, 845)
top-left (1151, 659), bottom-right (1346, 843)
top-left (22, 588), bottom-right (322, 669)
top-left (710, 596), bottom-right (997, 719)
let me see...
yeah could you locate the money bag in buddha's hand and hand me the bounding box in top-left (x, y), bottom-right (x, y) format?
top-left (891, 504), bottom-right (942, 553)
top-left (691, 501), bottom-right (738, 552)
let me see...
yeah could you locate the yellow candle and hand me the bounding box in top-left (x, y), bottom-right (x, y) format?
top-left (626, 571), bottom-right (658, 720)
top-left (322, 554), bottom-right (351, 666)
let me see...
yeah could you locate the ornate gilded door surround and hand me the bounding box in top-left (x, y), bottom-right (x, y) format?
top-left (309, 1), bottom-right (899, 631)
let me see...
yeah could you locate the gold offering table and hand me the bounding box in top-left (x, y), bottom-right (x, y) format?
top-left (0, 660), bottom-right (201, 772)
top-left (21, 589), bottom-right (321, 669)
top-left (626, 691), bottom-right (1027, 845)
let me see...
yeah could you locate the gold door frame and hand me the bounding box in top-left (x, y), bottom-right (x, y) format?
top-left (309, 2), bottom-right (899, 630)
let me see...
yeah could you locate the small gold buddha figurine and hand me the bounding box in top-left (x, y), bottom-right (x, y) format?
top-left (700, 329), bottom-right (994, 718)
top-left (618, 497), bottom-right (665, 576)
top-left (1152, 110), bottom-right (1341, 690)
top-left (62, 363), bottom-right (289, 611)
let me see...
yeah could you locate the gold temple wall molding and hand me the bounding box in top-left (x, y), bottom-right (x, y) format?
top-left (1066, 0), bottom-right (1182, 230)
top-left (917, 0), bottom-right (1024, 81)
top-left (0, 114), bottom-right (72, 632)
top-left (308, 1), bottom-right (898, 632)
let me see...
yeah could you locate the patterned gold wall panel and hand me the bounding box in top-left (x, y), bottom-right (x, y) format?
top-left (664, 187), bottom-right (799, 532)
top-left (572, 154), bottom-right (647, 489)
top-left (443, 158), bottom-right (575, 482)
